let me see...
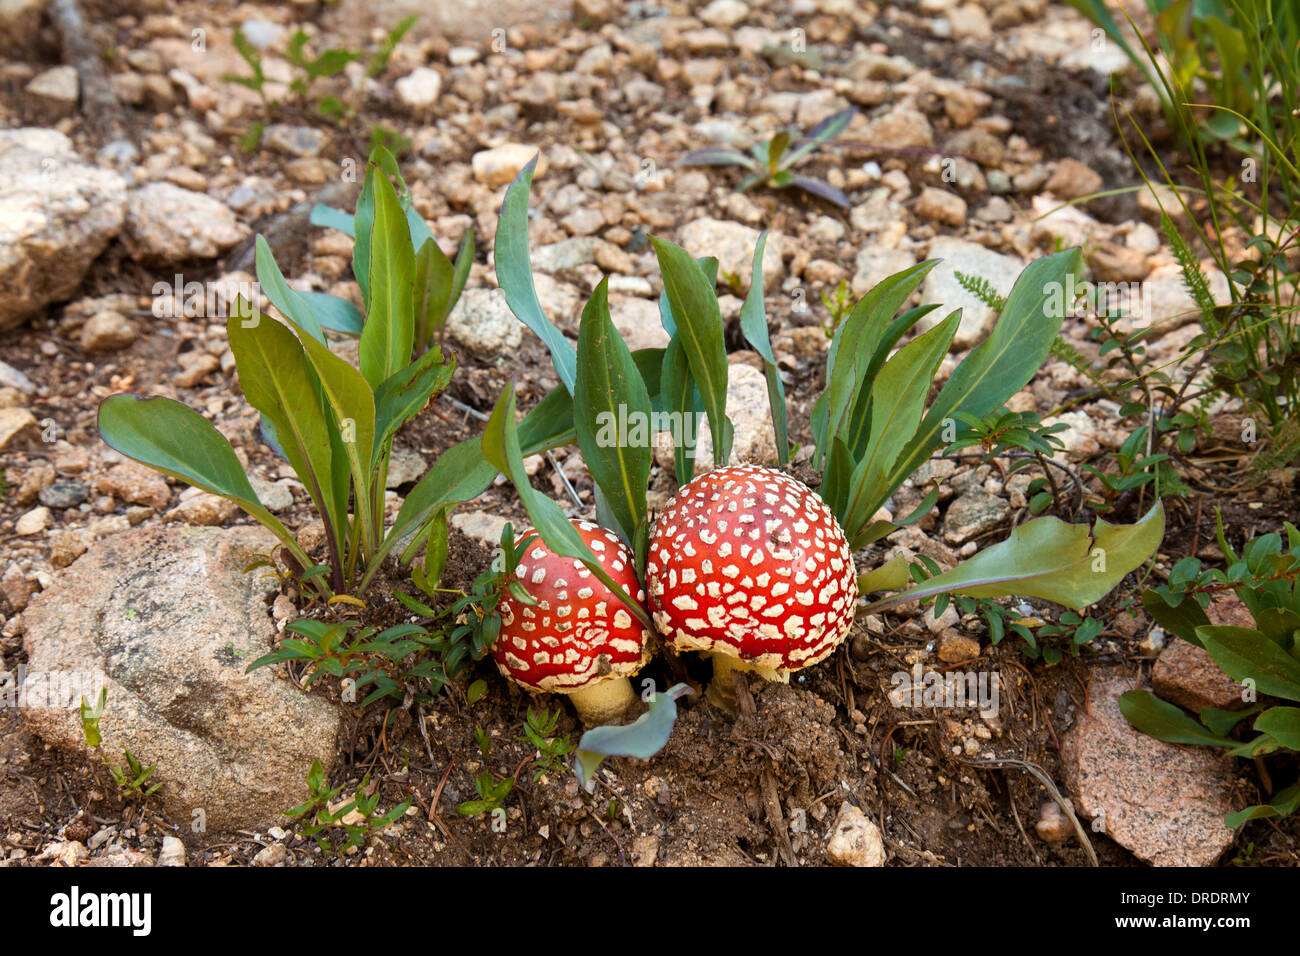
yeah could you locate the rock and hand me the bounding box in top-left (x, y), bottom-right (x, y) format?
top-left (24, 66), bottom-right (79, 119)
top-left (948, 3), bottom-right (992, 40)
top-left (471, 144), bottom-right (542, 187)
top-left (0, 407), bottom-right (39, 450)
top-left (36, 841), bottom-right (89, 867)
top-left (86, 848), bottom-right (155, 867)
top-left (172, 351), bottom-right (220, 388)
top-left (808, 215), bottom-right (846, 245)
top-left (252, 842), bottom-right (288, 867)
top-left (0, 0), bottom-right (47, 56)
top-left (921, 238), bottom-right (1025, 349)
top-left (826, 802), bottom-right (885, 866)
top-left (0, 129), bottom-right (128, 331)
top-left (123, 183), bottom-right (247, 263)
top-left (157, 836), bottom-right (186, 867)
top-left (1035, 802), bottom-right (1073, 843)
top-left (0, 359), bottom-right (35, 394)
top-left (573, 0), bottom-right (615, 25)
top-left (96, 461), bottom-right (172, 510)
top-left (16, 506), bottom-right (50, 536)
top-left (450, 510), bottom-right (509, 549)
top-left (261, 124), bottom-right (327, 158)
top-left (38, 480), bottom-right (88, 509)
top-left (915, 187), bottom-right (967, 227)
top-left (655, 363), bottom-right (777, 476)
top-left (395, 67), bottom-right (443, 108)
top-left (700, 0), bottom-right (749, 27)
top-left (942, 491), bottom-right (1010, 545)
top-left (862, 106), bottom-right (933, 150)
top-left (678, 218), bottom-right (784, 294)
top-left (610, 295), bottom-right (669, 351)
top-left (250, 477), bottom-right (294, 513)
top-left (49, 530), bottom-right (88, 569)
top-left (169, 491), bottom-right (238, 526)
top-left (1061, 675), bottom-right (1238, 867)
top-left (446, 288), bottom-right (524, 356)
top-left (1045, 158), bottom-right (1103, 200)
top-left (1088, 243), bottom-right (1150, 283)
top-left (532, 237), bottom-right (601, 273)
top-left (80, 310), bottom-right (137, 352)
top-left (21, 526), bottom-right (340, 833)
top-left (1153, 640), bottom-right (1247, 713)
top-left (2, 564), bottom-right (36, 611)
top-left (937, 630), bottom-right (981, 662)
top-left (385, 446), bottom-right (426, 488)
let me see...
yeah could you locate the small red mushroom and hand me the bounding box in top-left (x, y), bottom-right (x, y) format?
top-left (493, 519), bottom-right (652, 725)
top-left (645, 464), bottom-right (857, 704)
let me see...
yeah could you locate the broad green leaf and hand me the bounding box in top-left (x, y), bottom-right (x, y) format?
top-left (821, 260), bottom-right (939, 466)
top-left (1254, 707), bottom-right (1300, 749)
top-left (863, 501), bottom-right (1165, 613)
top-left (254, 236), bottom-right (326, 345)
top-left (1200, 703), bottom-right (1262, 738)
top-left (1141, 588), bottom-right (1211, 647)
top-left (652, 236), bottom-right (732, 465)
top-left (886, 248), bottom-right (1082, 501)
top-left (412, 238), bottom-right (453, 356)
top-left (229, 311), bottom-right (348, 575)
top-left (373, 348), bottom-right (454, 463)
top-left (359, 169), bottom-right (414, 389)
top-left (1197, 625), bottom-right (1300, 702)
top-left (387, 438), bottom-right (497, 568)
top-left (309, 202), bottom-right (356, 236)
top-left (660, 337), bottom-right (700, 487)
top-left (631, 348), bottom-right (666, 405)
top-left (482, 383), bottom-right (652, 630)
top-left (658, 256), bottom-right (718, 339)
top-left (857, 553), bottom-right (910, 593)
top-left (353, 162), bottom-right (377, 307)
top-left (495, 155), bottom-right (577, 392)
top-left (574, 279), bottom-right (651, 549)
top-left (299, 291), bottom-right (363, 336)
top-left (1117, 690), bottom-right (1236, 747)
top-left (97, 394), bottom-right (304, 561)
top-left (738, 231), bottom-right (787, 464)
top-left (841, 310), bottom-right (959, 540)
top-left (574, 684), bottom-right (694, 791)
top-left (1224, 783), bottom-right (1300, 828)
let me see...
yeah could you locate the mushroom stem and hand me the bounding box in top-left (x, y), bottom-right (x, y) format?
top-left (567, 677), bottom-right (636, 726)
top-left (708, 654), bottom-right (787, 711)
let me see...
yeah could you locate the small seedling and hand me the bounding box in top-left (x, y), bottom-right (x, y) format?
top-left (519, 706), bottom-right (576, 781)
top-left (285, 759), bottom-right (410, 854)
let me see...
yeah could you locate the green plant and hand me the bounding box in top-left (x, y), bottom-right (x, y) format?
top-left (98, 147), bottom-right (464, 601)
top-left (285, 759), bottom-right (410, 854)
top-left (519, 706), bottom-right (576, 781)
top-left (942, 407), bottom-right (1072, 515)
top-left (820, 277), bottom-right (855, 337)
top-left (678, 108), bottom-right (856, 208)
top-left (224, 16), bottom-right (417, 147)
top-left (457, 772), bottom-right (513, 817)
top-left (1122, 516), bottom-right (1300, 826)
top-left (109, 751), bottom-right (163, 799)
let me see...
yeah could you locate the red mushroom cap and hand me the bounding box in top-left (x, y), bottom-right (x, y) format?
top-left (493, 519), bottom-right (651, 694)
top-left (645, 464), bottom-right (857, 673)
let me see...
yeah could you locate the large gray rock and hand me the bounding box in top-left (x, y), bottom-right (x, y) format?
top-left (920, 238), bottom-right (1025, 350)
top-left (123, 182), bottom-right (247, 263)
top-left (446, 287), bottom-right (525, 357)
top-left (678, 218), bottom-right (785, 294)
top-left (1061, 675), bottom-right (1240, 867)
top-left (653, 362), bottom-right (777, 476)
top-left (21, 525), bottom-right (340, 833)
top-left (0, 129), bottom-right (128, 331)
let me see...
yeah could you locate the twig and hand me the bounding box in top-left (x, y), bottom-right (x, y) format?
top-left (49, 0), bottom-right (132, 150)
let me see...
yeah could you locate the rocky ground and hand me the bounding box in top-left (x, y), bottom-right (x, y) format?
top-left (1, 0), bottom-right (1296, 867)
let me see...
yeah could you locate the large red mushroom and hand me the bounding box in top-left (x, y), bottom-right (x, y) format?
top-left (493, 519), bottom-right (652, 725)
top-left (645, 464), bottom-right (857, 704)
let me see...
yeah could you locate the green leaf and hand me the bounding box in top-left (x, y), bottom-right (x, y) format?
top-left (1141, 589), bottom-right (1211, 647)
top-left (784, 107), bottom-right (855, 167)
top-left (309, 204), bottom-right (356, 238)
top-left (495, 155), bottom-right (576, 392)
top-left (1197, 626), bottom-right (1300, 702)
top-left (359, 168), bottom-right (415, 389)
top-left (652, 236), bottom-right (732, 465)
top-left (1254, 706), bottom-right (1300, 749)
top-left (841, 310), bottom-right (959, 541)
top-left (574, 684), bottom-right (694, 791)
top-left (660, 338), bottom-right (701, 487)
top-left (1118, 690), bottom-right (1236, 747)
top-left (857, 553), bottom-right (910, 593)
top-left (482, 383), bottom-right (652, 630)
top-left (254, 236), bottom-right (326, 345)
top-left (738, 231), bottom-right (787, 464)
top-left (299, 291), bottom-right (363, 336)
top-left (574, 279), bottom-right (652, 549)
top-left (886, 248), bottom-right (1082, 500)
top-left (864, 502), bottom-right (1164, 612)
top-left (373, 348), bottom-right (454, 465)
top-left (229, 311), bottom-right (348, 580)
top-left (1224, 783), bottom-right (1300, 828)
top-left (98, 394), bottom-right (304, 562)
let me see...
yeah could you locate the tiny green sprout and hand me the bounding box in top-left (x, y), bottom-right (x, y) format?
top-left (519, 706), bottom-right (576, 781)
top-left (110, 751), bottom-right (162, 799)
top-left (286, 759), bottom-right (410, 854)
top-left (678, 107), bottom-right (856, 208)
top-left (820, 278), bottom-right (854, 337)
top-left (474, 725), bottom-right (492, 761)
